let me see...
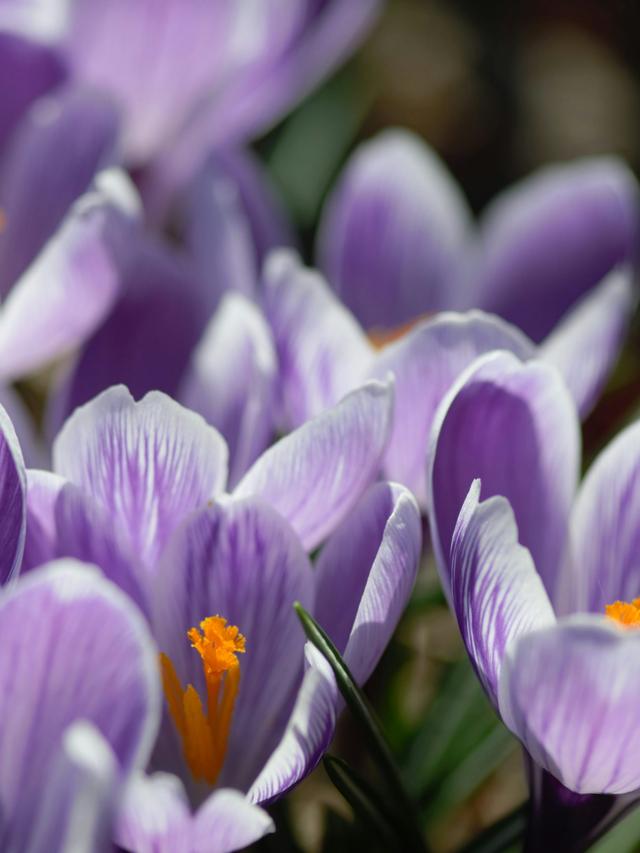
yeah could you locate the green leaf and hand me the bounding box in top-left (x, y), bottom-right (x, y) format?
top-left (456, 804), bottom-right (527, 853)
top-left (591, 803), bottom-right (640, 853)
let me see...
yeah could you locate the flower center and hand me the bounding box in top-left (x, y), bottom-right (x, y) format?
top-left (159, 616), bottom-right (246, 785)
top-left (605, 598), bottom-right (640, 628)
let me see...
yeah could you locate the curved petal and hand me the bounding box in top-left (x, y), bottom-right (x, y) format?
top-left (499, 615), bottom-right (640, 794)
top-left (193, 789), bottom-right (274, 853)
top-left (428, 351), bottom-right (580, 603)
top-left (0, 400), bottom-right (26, 584)
top-left (0, 559), bottom-right (161, 850)
top-left (317, 128), bottom-right (472, 329)
top-left (0, 30), bottom-right (65, 151)
top-left (116, 773), bottom-right (191, 853)
top-left (566, 419), bottom-right (640, 615)
top-left (369, 311), bottom-right (535, 505)
top-left (0, 385), bottom-right (46, 469)
top-left (248, 645), bottom-right (338, 805)
top-left (180, 293), bottom-right (277, 488)
top-left (474, 157), bottom-right (640, 342)
top-left (263, 250), bottom-right (373, 429)
top-left (151, 497), bottom-right (314, 792)
top-left (23, 470), bottom-right (65, 573)
top-left (0, 89), bottom-right (118, 297)
top-left (314, 482), bottom-right (421, 685)
top-left (0, 169), bottom-right (140, 381)
top-left (234, 379), bottom-right (393, 550)
top-left (53, 386), bottom-right (228, 568)
top-left (450, 481), bottom-right (555, 709)
top-left (540, 266), bottom-right (637, 418)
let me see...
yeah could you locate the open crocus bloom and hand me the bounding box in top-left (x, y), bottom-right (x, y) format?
top-left (427, 350), bottom-right (640, 842)
top-left (22, 382), bottom-right (421, 850)
top-left (0, 558), bottom-right (160, 853)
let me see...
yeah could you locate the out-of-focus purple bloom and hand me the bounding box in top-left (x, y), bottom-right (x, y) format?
top-left (427, 349), bottom-right (640, 846)
top-left (317, 127), bottom-right (639, 340)
top-left (0, 557), bottom-right (161, 852)
top-left (22, 382), bottom-right (421, 850)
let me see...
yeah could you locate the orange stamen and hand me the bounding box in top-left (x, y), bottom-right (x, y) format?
top-left (159, 616), bottom-right (246, 785)
top-left (367, 312), bottom-right (433, 350)
top-left (605, 598), bottom-right (640, 628)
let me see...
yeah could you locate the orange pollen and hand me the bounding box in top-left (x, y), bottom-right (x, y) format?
top-left (605, 598), bottom-right (640, 629)
top-left (159, 616), bottom-right (246, 785)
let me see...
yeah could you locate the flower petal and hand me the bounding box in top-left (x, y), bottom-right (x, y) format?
top-left (234, 379), bottom-right (393, 550)
top-left (0, 399), bottom-right (26, 584)
top-left (53, 386), bottom-right (228, 567)
top-left (370, 311), bottom-right (535, 505)
top-left (192, 789), bottom-right (275, 853)
top-left (474, 157), bottom-right (640, 342)
top-left (248, 645), bottom-right (338, 805)
top-left (0, 89), bottom-right (118, 298)
top-left (450, 481), bottom-right (555, 709)
top-left (115, 772), bottom-right (191, 853)
top-left (263, 249), bottom-right (373, 429)
top-left (0, 559), bottom-right (160, 848)
top-left (500, 615), bottom-right (640, 794)
top-left (565, 419), bottom-right (640, 615)
top-left (0, 385), bottom-right (45, 469)
top-left (317, 128), bottom-right (472, 329)
top-left (23, 470), bottom-right (65, 573)
top-left (540, 266), bottom-right (636, 418)
top-left (151, 497), bottom-right (313, 791)
top-left (314, 482), bottom-right (421, 685)
top-left (180, 293), bottom-right (277, 488)
top-left (428, 351), bottom-right (580, 603)
top-left (0, 168), bottom-right (140, 381)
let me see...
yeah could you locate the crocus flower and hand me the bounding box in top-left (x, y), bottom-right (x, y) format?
top-left (22, 381), bottom-right (421, 850)
top-left (427, 349), bottom-right (640, 849)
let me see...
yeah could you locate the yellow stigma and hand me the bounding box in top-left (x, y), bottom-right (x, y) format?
top-left (605, 598), bottom-right (640, 628)
top-left (159, 616), bottom-right (246, 785)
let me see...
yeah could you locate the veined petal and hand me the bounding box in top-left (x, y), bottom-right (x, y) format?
top-left (234, 380), bottom-right (393, 550)
top-left (369, 311), bottom-right (535, 505)
top-left (0, 169), bottom-right (140, 381)
top-left (248, 645), bottom-right (338, 805)
top-left (0, 559), bottom-right (160, 850)
top-left (565, 419), bottom-right (640, 615)
top-left (451, 481), bottom-right (555, 710)
top-left (540, 266), bottom-right (637, 418)
top-left (474, 157), bottom-right (640, 342)
top-left (0, 399), bottom-right (26, 584)
top-left (500, 615), bottom-right (640, 794)
top-left (314, 482), bottom-right (421, 685)
top-left (428, 351), bottom-right (580, 603)
top-left (23, 470), bottom-right (65, 573)
top-left (0, 90), bottom-right (118, 298)
top-left (317, 128), bottom-right (472, 329)
top-left (53, 386), bottom-right (228, 568)
top-left (152, 497), bottom-right (314, 792)
top-left (192, 789), bottom-right (274, 853)
top-left (180, 293), bottom-right (277, 488)
top-left (115, 773), bottom-right (191, 853)
top-left (263, 250), bottom-right (373, 429)
top-left (0, 385), bottom-right (46, 469)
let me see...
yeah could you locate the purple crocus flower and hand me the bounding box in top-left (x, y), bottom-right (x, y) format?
top-left (22, 381), bottom-right (421, 850)
top-left (426, 349), bottom-right (640, 849)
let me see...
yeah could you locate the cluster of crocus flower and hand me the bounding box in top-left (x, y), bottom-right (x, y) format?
top-left (2, 3), bottom-right (640, 852)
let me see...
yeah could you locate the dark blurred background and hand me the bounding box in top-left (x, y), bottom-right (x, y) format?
top-left (252, 3), bottom-right (640, 851)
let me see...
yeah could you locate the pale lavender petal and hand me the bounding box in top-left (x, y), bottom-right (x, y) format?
top-left (0, 385), bottom-right (46, 469)
top-left (500, 615), bottom-right (640, 794)
top-left (192, 789), bottom-right (275, 853)
top-left (0, 169), bottom-right (140, 381)
top-left (540, 266), bottom-right (636, 418)
top-left (0, 399), bottom-right (26, 583)
top-left (180, 293), bottom-right (277, 488)
top-left (428, 351), bottom-right (580, 602)
top-left (234, 380), bottom-right (393, 550)
top-left (314, 482), bottom-right (421, 685)
top-left (151, 497), bottom-right (313, 791)
top-left (369, 311), bottom-right (535, 505)
top-left (248, 645), bottom-right (338, 805)
top-left (53, 387), bottom-right (228, 568)
top-left (115, 773), bottom-right (191, 853)
top-left (23, 469), bottom-right (65, 572)
top-left (0, 559), bottom-right (160, 850)
top-left (0, 90), bottom-right (118, 297)
top-left (0, 31), bottom-right (65, 151)
top-left (47, 235), bottom-right (206, 435)
top-left (64, 0), bottom-right (233, 165)
top-left (475, 158), bottom-right (640, 342)
top-left (263, 250), bottom-right (373, 429)
top-left (450, 481), bottom-right (555, 709)
top-left (317, 128), bottom-right (472, 329)
top-left (565, 419), bottom-right (640, 615)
